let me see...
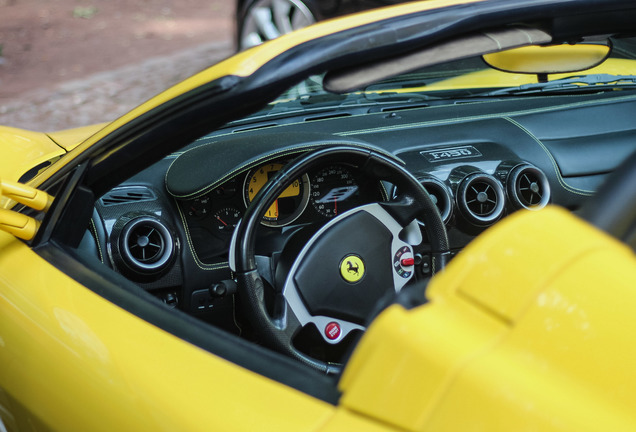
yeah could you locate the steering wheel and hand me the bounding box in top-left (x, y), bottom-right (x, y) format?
top-left (230, 146), bottom-right (450, 373)
top-left (582, 149), bottom-right (636, 247)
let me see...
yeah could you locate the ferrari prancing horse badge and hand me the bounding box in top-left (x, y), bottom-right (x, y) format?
top-left (340, 255), bottom-right (365, 283)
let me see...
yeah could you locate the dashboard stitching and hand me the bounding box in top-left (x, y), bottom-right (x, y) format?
top-left (164, 141), bottom-right (218, 197)
top-left (503, 117), bottom-right (594, 196)
top-left (167, 144), bottom-right (319, 199)
top-left (173, 196), bottom-right (231, 271)
top-left (329, 94), bottom-right (636, 137)
top-left (89, 218), bottom-right (104, 263)
top-left (379, 182), bottom-right (389, 201)
top-left (166, 141), bottom-right (403, 199)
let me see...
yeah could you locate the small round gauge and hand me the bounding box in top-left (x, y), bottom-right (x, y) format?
top-left (213, 207), bottom-right (241, 235)
top-left (212, 177), bottom-right (239, 199)
top-left (243, 162), bottom-right (310, 227)
top-left (310, 165), bottom-right (359, 218)
top-left (186, 196), bottom-right (211, 218)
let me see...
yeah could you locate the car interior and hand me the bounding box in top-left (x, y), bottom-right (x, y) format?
top-left (26, 15), bottom-right (636, 401)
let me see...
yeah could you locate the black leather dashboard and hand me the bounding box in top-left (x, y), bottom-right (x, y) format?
top-left (91, 90), bottom-right (636, 322)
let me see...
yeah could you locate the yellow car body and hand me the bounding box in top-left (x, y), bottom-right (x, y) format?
top-left (1, 204), bottom-right (634, 431)
top-left (1, 0), bottom-right (636, 431)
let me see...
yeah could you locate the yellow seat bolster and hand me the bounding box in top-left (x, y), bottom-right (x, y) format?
top-left (340, 207), bottom-right (636, 431)
top-left (431, 206), bottom-right (627, 324)
top-left (428, 248), bottom-right (636, 432)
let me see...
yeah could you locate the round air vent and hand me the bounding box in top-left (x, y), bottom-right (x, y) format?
top-left (457, 173), bottom-right (505, 225)
top-left (119, 216), bottom-right (175, 273)
top-left (507, 164), bottom-right (551, 210)
top-left (419, 177), bottom-right (453, 224)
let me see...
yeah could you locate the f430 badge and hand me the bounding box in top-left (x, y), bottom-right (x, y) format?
top-left (420, 145), bottom-right (482, 162)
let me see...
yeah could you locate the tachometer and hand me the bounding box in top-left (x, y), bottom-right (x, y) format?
top-left (310, 165), bottom-right (359, 218)
top-left (243, 162), bottom-right (310, 227)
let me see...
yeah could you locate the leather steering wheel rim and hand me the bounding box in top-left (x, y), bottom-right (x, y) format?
top-left (231, 145), bottom-right (450, 373)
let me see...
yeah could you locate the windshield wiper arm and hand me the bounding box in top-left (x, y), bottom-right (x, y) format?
top-left (481, 74), bottom-right (636, 96)
top-left (246, 91), bottom-right (434, 120)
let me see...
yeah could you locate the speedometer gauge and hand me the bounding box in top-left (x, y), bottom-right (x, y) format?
top-left (310, 165), bottom-right (359, 218)
top-left (243, 162), bottom-right (310, 227)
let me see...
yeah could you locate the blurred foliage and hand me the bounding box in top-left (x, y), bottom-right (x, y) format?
top-left (72, 6), bottom-right (98, 19)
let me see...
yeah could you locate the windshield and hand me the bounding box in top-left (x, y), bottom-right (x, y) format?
top-left (260, 35), bottom-right (636, 115)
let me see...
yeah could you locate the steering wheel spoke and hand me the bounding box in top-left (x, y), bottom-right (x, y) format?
top-left (282, 261), bottom-right (366, 344)
top-left (231, 145), bottom-right (449, 372)
top-left (379, 194), bottom-right (426, 228)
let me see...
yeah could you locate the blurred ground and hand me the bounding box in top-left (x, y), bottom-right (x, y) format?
top-left (0, 0), bottom-right (235, 131)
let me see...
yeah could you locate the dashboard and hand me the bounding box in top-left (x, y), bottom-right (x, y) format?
top-left (90, 90), bottom-right (636, 334)
top-left (176, 161), bottom-right (385, 263)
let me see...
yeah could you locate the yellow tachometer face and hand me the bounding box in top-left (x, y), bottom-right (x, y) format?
top-left (243, 162), bottom-right (309, 227)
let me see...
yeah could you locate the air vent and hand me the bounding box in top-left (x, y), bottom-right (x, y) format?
top-left (232, 123), bottom-right (278, 133)
top-left (119, 216), bottom-right (175, 273)
top-left (419, 177), bottom-right (453, 224)
top-left (507, 164), bottom-right (551, 210)
top-left (304, 113), bottom-right (352, 122)
top-left (101, 187), bottom-right (156, 206)
top-left (457, 173), bottom-right (505, 225)
top-left (378, 103), bottom-right (429, 113)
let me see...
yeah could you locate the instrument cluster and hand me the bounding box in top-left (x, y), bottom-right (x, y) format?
top-left (179, 160), bottom-right (384, 263)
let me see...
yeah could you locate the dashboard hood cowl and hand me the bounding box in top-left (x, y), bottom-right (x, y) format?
top-left (165, 132), bottom-right (400, 199)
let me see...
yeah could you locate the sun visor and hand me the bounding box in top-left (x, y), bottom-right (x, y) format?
top-left (324, 27), bottom-right (552, 93)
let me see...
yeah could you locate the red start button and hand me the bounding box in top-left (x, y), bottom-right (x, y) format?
top-left (401, 257), bottom-right (415, 266)
top-left (325, 322), bottom-right (341, 340)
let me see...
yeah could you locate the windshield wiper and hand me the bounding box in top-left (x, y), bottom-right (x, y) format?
top-left (480, 74), bottom-right (636, 96)
top-left (237, 91), bottom-right (435, 123)
top-left (290, 90), bottom-right (435, 106)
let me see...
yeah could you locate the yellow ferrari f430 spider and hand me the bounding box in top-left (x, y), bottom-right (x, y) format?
top-left (1, 0), bottom-right (636, 430)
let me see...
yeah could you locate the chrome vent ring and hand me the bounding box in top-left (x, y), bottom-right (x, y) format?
top-left (507, 164), bottom-right (551, 210)
top-left (419, 177), bottom-right (453, 224)
top-left (120, 216), bottom-right (175, 273)
top-left (458, 173), bottom-right (505, 225)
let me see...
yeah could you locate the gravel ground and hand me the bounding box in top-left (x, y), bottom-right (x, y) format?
top-left (0, 0), bottom-right (235, 132)
top-left (0, 40), bottom-right (233, 132)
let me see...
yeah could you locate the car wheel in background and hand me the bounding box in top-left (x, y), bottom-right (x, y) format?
top-left (238, 0), bottom-right (318, 50)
